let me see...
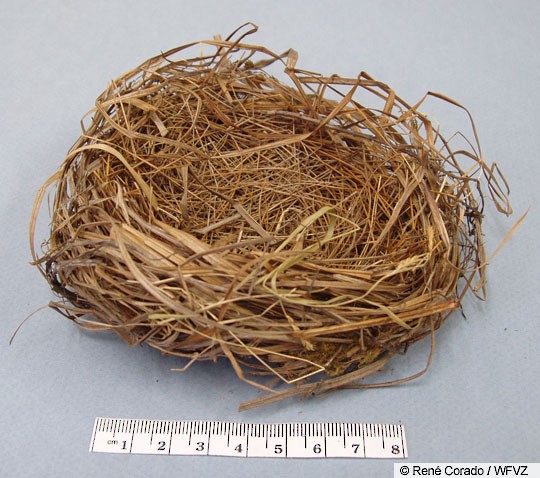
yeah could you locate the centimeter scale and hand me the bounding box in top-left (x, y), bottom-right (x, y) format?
top-left (90, 418), bottom-right (407, 459)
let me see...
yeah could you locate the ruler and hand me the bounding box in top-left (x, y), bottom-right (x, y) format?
top-left (90, 418), bottom-right (407, 459)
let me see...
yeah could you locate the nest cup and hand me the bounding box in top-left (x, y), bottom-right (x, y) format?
top-left (31, 23), bottom-right (511, 409)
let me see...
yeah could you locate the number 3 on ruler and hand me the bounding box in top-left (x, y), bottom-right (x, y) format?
top-left (194, 442), bottom-right (205, 452)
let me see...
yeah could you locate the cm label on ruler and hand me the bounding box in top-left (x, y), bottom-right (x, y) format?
top-left (90, 418), bottom-right (407, 459)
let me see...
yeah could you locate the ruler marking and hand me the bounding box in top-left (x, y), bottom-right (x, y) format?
top-left (206, 425), bottom-right (210, 456)
top-left (284, 425), bottom-right (288, 458)
top-left (361, 424), bottom-right (366, 457)
top-left (400, 424), bottom-right (406, 458)
top-left (129, 425), bottom-right (134, 454)
top-left (324, 426), bottom-right (327, 458)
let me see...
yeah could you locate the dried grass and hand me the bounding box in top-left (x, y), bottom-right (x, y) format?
top-left (30, 23), bottom-right (512, 410)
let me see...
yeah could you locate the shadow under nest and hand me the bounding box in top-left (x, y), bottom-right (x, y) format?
top-left (31, 23), bottom-right (511, 410)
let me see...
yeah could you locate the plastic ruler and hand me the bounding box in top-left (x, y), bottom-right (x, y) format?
top-left (90, 417), bottom-right (407, 459)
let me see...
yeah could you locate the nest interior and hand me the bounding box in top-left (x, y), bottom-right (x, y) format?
top-left (31, 23), bottom-right (511, 409)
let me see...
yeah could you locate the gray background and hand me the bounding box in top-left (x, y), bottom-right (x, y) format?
top-left (1, 1), bottom-right (538, 476)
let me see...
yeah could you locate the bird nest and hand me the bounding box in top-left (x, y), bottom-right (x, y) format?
top-left (31, 24), bottom-right (511, 409)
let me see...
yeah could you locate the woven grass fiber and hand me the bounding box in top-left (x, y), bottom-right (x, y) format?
top-left (31, 23), bottom-right (513, 410)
